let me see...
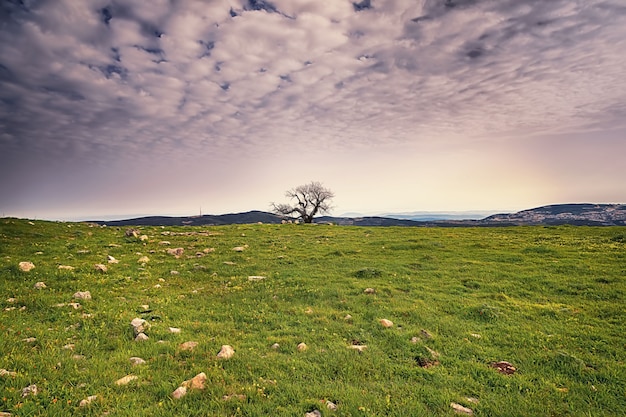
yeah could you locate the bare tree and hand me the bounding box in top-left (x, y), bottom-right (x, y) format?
top-left (271, 181), bottom-right (334, 223)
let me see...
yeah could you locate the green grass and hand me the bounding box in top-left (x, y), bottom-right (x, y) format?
top-left (1, 219), bottom-right (625, 416)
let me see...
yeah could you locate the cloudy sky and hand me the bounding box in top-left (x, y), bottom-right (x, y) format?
top-left (1, 0), bottom-right (625, 220)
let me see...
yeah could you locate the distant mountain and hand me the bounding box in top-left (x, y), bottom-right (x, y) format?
top-left (484, 203), bottom-right (626, 226)
top-left (91, 204), bottom-right (626, 227)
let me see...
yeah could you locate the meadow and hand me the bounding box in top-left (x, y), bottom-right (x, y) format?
top-left (0, 219), bottom-right (625, 416)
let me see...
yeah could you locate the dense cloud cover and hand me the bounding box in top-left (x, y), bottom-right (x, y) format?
top-left (1, 0), bottom-right (625, 219)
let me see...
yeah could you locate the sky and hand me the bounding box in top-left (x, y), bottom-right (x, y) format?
top-left (1, 0), bottom-right (625, 221)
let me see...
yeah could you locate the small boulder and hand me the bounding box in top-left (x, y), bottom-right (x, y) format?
top-left (115, 375), bottom-right (137, 386)
top-left (248, 276), bottom-right (266, 281)
top-left (21, 384), bottom-right (38, 397)
top-left (179, 341), bottom-right (198, 351)
top-left (0, 369), bottom-right (17, 377)
top-left (305, 410), bottom-right (322, 417)
top-left (94, 264), bottom-right (107, 273)
top-left (138, 256), bottom-right (150, 263)
top-left (169, 327), bottom-right (181, 334)
top-left (348, 345), bottom-right (368, 352)
top-left (58, 265), bottom-right (75, 270)
top-left (171, 386), bottom-right (187, 399)
top-left (271, 343), bottom-right (280, 350)
top-left (181, 372), bottom-right (207, 390)
top-left (450, 402), bottom-right (473, 415)
top-left (19, 262), bottom-right (35, 272)
top-left (129, 357), bottom-right (146, 366)
top-left (364, 288), bottom-right (375, 294)
top-left (379, 319), bottom-right (394, 328)
top-left (73, 291), bottom-right (91, 300)
top-left (297, 342), bottom-right (308, 352)
top-left (79, 395), bottom-right (98, 407)
top-left (490, 361), bottom-right (517, 375)
top-left (33, 282), bottom-right (47, 290)
top-left (130, 318), bottom-right (150, 336)
top-left (167, 248), bottom-right (184, 258)
top-left (135, 333), bottom-right (149, 342)
top-left (107, 255), bottom-right (119, 264)
top-left (326, 401), bottom-right (338, 411)
top-left (232, 246), bottom-right (246, 252)
top-left (217, 345), bottom-right (235, 359)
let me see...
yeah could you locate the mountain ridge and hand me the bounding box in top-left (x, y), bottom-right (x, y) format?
top-left (90, 203), bottom-right (626, 227)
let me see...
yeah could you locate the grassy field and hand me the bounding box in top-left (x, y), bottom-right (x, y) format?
top-left (0, 219), bottom-right (625, 416)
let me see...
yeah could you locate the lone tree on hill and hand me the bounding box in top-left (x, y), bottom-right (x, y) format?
top-left (272, 181), bottom-right (334, 223)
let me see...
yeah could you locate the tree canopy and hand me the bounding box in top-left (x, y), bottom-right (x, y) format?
top-left (271, 181), bottom-right (334, 223)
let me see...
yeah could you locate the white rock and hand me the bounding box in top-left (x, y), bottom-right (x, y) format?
top-left (68, 302), bottom-right (81, 309)
top-left (271, 343), bottom-right (280, 350)
top-left (344, 314), bottom-right (352, 321)
top-left (172, 386), bottom-right (187, 399)
top-left (217, 345), bottom-right (235, 359)
top-left (169, 327), bottom-right (181, 334)
top-left (364, 288), bottom-right (376, 294)
top-left (0, 369), bottom-right (17, 377)
top-left (248, 276), bottom-right (266, 281)
top-left (135, 333), bottom-right (149, 342)
top-left (94, 264), bottom-right (107, 272)
top-left (129, 357), bottom-right (146, 366)
top-left (305, 410), bottom-right (322, 417)
top-left (326, 401), bottom-right (338, 411)
top-left (232, 246), bottom-right (246, 252)
top-left (107, 255), bottom-right (119, 264)
top-left (21, 384), bottom-right (38, 397)
top-left (73, 291), bottom-right (91, 300)
top-left (348, 345), bottom-right (368, 352)
top-left (115, 375), bottom-right (138, 386)
top-left (450, 402), bottom-right (473, 415)
top-left (297, 342), bottom-right (308, 352)
top-left (138, 256), bottom-right (150, 263)
top-left (58, 265), bottom-right (75, 270)
top-left (79, 395), bottom-right (98, 407)
top-left (33, 282), bottom-right (46, 289)
top-left (22, 337), bottom-right (36, 343)
top-left (379, 319), bottom-right (394, 328)
top-left (179, 341), bottom-right (198, 351)
top-left (181, 372), bottom-right (207, 390)
top-left (19, 262), bottom-right (35, 272)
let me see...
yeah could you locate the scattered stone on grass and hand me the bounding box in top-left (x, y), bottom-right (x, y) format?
top-left (217, 345), bottom-right (235, 359)
top-left (72, 354), bottom-right (86, 360)
top-left (135, 333), bottom-right (149, 342)
top-left (0, 369), bottom-right (17, 377)
top-left (470, 333), bottom-right (481, 339)
top-left (22, 337), bottom-right (36, 343)
top-left (248, 276), bottom-right (266, 281)
top-left (21, 384), bottom-right (38, 397)
top-left (33, 282), bottom-right (46, 290)
top-left (223, 261), bottom-right (236, 265)
top-left (58, 265), bottom-right (75, 270)
top-left (68, 302), bottom-right (81, 309)
top-left (115, 375), bottom-right (138, 386)
top-left (79, 395), bottom-right (98, 407)
top-left (379, 319), bottom-right (394, 328)
top-left (167, 248), bottom-right (184, 258)
top-left (364, 288), bottom-right (375, 294)
top-left (304, 307), bottom-right (313, 314)
top-left (73, 291), bottom-right (91, 300)
top-left (490, 361), bottom-right (517, 375)
top-left (410, 337), bottom-right (420, 344)
top-left (420, 329), bottom-right (433, 339)
top-left (170, 270), bottom-right (179, 275)
top-left (125, 229), bottom-right (139, 238)
top-left (425, 346), bottom-right (440, 359)
top-left (179, 341), bottom-right (198, 351)
top-left (326, 400), bottom-right (338, 411)
top-left (232, 246), bottom-right (247, 252)
top-left (271, 343), bottom-right (280, 350)
top-left (107, 255), bottom-right (119, 264)
top-left (466, 397), bottom-right (479, 404)
top-left (305, 410), bottom-right (322, 417)
top-left (6, 298), bottom-right (16, 303)
top-left (138, 256), bottom-right (150, 263)
top-left (130, 318), bottom-right (150, 336)
top-left (181, 372), bottom-right (207, 390)
top-left (450, 402), bottom-right (473, 415)
top-left (129, 357), bottom-right (146, 366)
top-left (158, 278), bottom-right (166, 282)
top-left (344, 314), bottom-right (352, 321)
top-left (171, 386), bottom-right (187, 399)
top-left (169, 327), bottom-right (181, 334)
top-left (297, 342), bottom-right (308, 352)
top-left (19, 262), bottom-right (35, 272)
top-left (94, 264), bottom-right (107, 273)
top-left (159, 241), bottom-right (171, 245)
top-left (63, 344), bottom-right (75, 350)
top-left (140, 235), bottom-right (149, 241)
top-left (204, 248), bottom-right (215, 253)
top-left (348, 345), bottom-right (368, 352)
top-left (153, 284), bottom-right (162, 288)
